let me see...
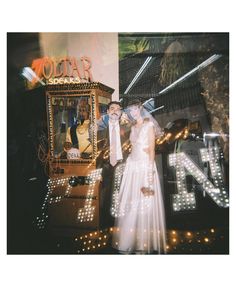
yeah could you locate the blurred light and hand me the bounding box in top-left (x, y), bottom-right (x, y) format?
top-left (159, 54), bottom-right (222, 95)
top-left (21, 67), bottom-right (45, 85)
top-left (124, 57), bottom-right (153, 94)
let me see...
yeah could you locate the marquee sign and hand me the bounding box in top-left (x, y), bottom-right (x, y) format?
top-left (29, 56), bottom-right (93, 87)
top-left (169, 147), bottom-right (229, 211)
top-left (110, 147), bottom-right (229, 215)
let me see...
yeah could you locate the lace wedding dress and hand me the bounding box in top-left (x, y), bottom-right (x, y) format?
top-left (112, 121), bottom-right (167, 254)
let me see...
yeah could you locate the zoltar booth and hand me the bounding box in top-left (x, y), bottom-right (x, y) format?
top-left (23, 49), bottom-right (117, 252)
top-left (45, 82), bottom-right (113, 232)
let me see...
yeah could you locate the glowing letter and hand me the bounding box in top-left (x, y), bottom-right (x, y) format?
top-left (169, 150), bottom-right (229, 211)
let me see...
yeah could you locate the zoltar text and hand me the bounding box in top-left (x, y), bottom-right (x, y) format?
top-left (30, 56), bottom-right (93, 85)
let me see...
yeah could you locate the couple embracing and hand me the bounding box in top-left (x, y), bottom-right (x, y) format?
top-left (97, 99), bottom-right (167, 254)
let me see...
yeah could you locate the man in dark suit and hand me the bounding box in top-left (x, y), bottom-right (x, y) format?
top-left (97, 101), bottom-right (130, 229)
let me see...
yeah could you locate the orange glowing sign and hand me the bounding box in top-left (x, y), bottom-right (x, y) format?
top-left (30, 56), bottom-right (93, 86)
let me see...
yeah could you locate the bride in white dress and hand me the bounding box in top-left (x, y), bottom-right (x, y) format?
top-left (112, 100), bottom-right (167, 254)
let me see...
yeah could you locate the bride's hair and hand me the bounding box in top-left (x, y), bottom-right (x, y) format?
top-left (125, 98), bottom-right (148, 122)
top-left (126, 98), bottom-right (142, 107)
top-left (125, 98), bottom-right (163, 138)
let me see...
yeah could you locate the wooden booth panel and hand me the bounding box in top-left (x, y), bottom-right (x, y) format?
top-left (46, 172), bottom-right (101, 231)
top-left (47, 196), bottom-right (99, 230)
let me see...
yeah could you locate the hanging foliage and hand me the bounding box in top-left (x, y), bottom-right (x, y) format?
top-left (159, 40), bottom-right (188, 86)
top-left (119, 35), bottom-right (150, 59)
top-left (199, 61), bottom-right (229, 161)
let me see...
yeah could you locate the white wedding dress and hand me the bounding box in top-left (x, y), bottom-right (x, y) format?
top-left (112, 121), bottom-right (167, 254)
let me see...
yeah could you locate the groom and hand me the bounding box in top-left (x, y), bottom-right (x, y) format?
top-left (97, 101), bottom-right (130, 228)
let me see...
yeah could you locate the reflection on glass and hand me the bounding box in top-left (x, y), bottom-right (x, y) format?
top-left (98, 95), bottom-right (110, 115)
top-left (52, 96), bottom-right (93, 160)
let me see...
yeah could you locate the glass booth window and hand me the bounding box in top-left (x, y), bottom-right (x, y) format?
top-left (51, 95), bottom-right (93, 160)
top-left (98, 95), bottom-right (110, 115)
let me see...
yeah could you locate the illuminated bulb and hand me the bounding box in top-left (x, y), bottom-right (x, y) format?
top-left (204, 238), bottom-right (209, 243)
top-left (210, 229), bottom-right (215, 233)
